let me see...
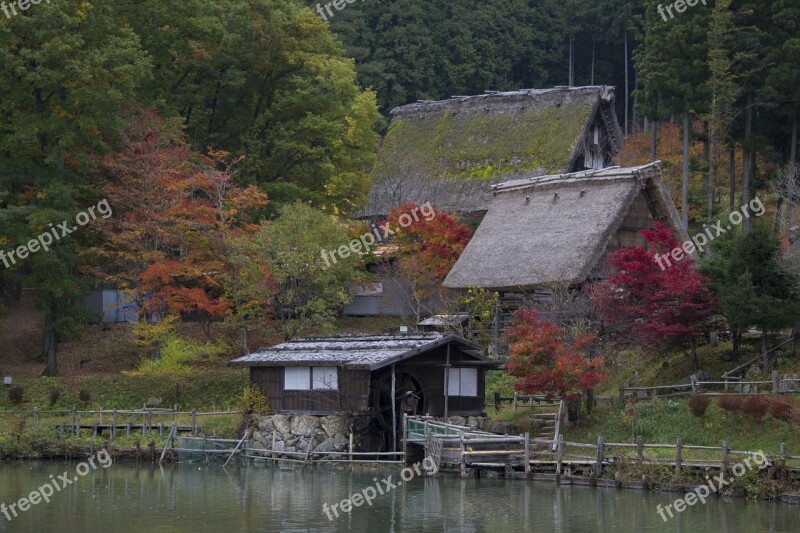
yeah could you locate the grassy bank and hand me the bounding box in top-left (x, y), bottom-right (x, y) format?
top-left (0, 370), bottom-right (249, 411)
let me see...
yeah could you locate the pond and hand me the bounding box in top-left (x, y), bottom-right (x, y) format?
top-left (0, 461), bottom-right (796, 532)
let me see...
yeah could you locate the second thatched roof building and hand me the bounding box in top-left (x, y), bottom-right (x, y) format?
top-left (443, 162), bottom-right (689, 292)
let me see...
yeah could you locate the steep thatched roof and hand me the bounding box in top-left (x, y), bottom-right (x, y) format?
top-left (362, 86), bottom-right (623, 216)
top-left (443, 163), bottom-right (689, 291)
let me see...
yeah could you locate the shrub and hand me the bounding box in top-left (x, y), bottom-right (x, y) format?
top-left (740, 395), bottom-right (769, 422)
top-left (242, 384), bottom-right (270, 415)
top-left (49, 388), bottom-right (61, 406)
top-left (127, 332), bottom-right (229, 377)
top-left (8, 386), bottom-right (24, 405)
top-left (717, 394), bottom-right (741, 413)
top-left (768, 396), bottom-right (795, 423)
top-left (688, 395), bottom-right (711, 417)
top-left (78, 389), bottom-right (91, 404)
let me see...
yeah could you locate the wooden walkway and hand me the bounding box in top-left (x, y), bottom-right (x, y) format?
top-left (404, 416), bottom-right (800, 480)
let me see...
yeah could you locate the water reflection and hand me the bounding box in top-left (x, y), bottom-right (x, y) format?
top-left (0, 461), bottom-right (795, 532)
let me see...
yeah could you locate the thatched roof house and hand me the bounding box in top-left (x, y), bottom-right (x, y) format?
top-left (443, 162), bottom-right (689, 292)
top-left (362, 86), bottom-right (624, 216)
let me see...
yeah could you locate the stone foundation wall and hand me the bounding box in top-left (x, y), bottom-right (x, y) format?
top-left (247, 413), bottom-right (387, 458)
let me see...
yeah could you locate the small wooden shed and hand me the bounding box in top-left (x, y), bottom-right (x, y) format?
top-left (228, 333), bottom-right (500, 429)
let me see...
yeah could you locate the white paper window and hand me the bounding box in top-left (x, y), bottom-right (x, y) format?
top-left (445, 368), bottom-right (478, 397)
top-left (284, 367), bottom-right (310, 390)
top-left (312, 367), bottom-right (338, 390)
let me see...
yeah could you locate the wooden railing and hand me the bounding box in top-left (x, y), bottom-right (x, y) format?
top-left (0, 408), bottom-right (242, 439)
top-left (619, 370), bottom-right (800, 403)
top-left (721, 338), bottom-right (794, 380)
top-left (538, 435), bottom-right (800, 476)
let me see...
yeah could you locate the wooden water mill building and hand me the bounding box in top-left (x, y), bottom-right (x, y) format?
top-left (228, 333), bottom-right (500, 430)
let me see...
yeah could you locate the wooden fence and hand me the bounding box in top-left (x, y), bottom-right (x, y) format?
top-left (0, 408), bottom-right (242, 439)
top-left (492, 392), bottom-right (562, 414)
top-left (544, 434), bottom-right (800, 476)
top-left (619, 370), bottom-right (800, 403)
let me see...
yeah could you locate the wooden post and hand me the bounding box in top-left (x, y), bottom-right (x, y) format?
top-left (494, 391), bottom-right (500, 413)
top-left (112, 410), bottom-right (117, 440)
top-left (773, 370), bottom-right (780, 394)
top-left (675, 437), bottom-right (683, 473)
top-left (524, 432), bottom-right (531, 474)
top-left (618, 386), bottom-right (625, 406)
top-left (349, 433), bottom-right (354, 463)
top-left (556, 433), bottom-right (564, 478)
top-left (72, 408), bottom-right (78, 436)
top-left (459, 432), bottom-right (466, 477)
top-left (636, 436), bottom-right (643, 463)
top-left (595, 436), bottom-right (604, 478)
top-left (690, 375), bottom-right (697, 395)
top-left (402, 413), bottom-right (407, 465)
top-left (191, 409), bottom-right (197, 436)
top-left (223, 428), bottom-right (250, 467)
top-left (722, 440), bottom-right (729, 472)
top-left (391, 363), bottom-right (397, 453)
top-left (444, 344), bottom-right (450, 424)
top-left (513, 391), bottom-right (518, 414)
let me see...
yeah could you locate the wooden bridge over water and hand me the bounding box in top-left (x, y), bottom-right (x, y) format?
top-left (404, 400), bottom-right (564, 477)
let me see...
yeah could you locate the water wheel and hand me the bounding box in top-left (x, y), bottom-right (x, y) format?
top-left (370, 370), bottom-right (426, 432)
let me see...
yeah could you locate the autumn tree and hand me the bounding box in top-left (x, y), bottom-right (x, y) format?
top-left (94, 109), bottom-right (268, 342)
top-left (504, 308), bottom-right (606, 421)
top-left (384, 203), bottom-right (472, 326)
top-left (590, 222), bottom-right (718, 369)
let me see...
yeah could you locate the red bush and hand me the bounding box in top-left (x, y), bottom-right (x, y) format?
top-left (769, 397), bottom-right (795, 423)
top-left (717, 394), bottom-right (742, 413)
top-left (740, 395), bottom-right (769, 422)
top-left (688, 395), bottom-right (711, 417)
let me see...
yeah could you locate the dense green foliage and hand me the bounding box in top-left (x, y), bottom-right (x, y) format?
top-left (321, 0), bottom-right (642, 114)
top-left (702, 225), bottom-right (800, 360)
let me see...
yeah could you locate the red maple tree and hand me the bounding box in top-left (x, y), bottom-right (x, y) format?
top-left (383, 203), bottom-right (472, 323)
top-left (589, 222), bottom-right (718, 368)
top-left (504, 308), bottom-right (606, 402)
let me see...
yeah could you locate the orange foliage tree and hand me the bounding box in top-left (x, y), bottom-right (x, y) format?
top-left (384, 202), bottom-right (472, 324)
top-left (93, 109), bottom-right (268, 338)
